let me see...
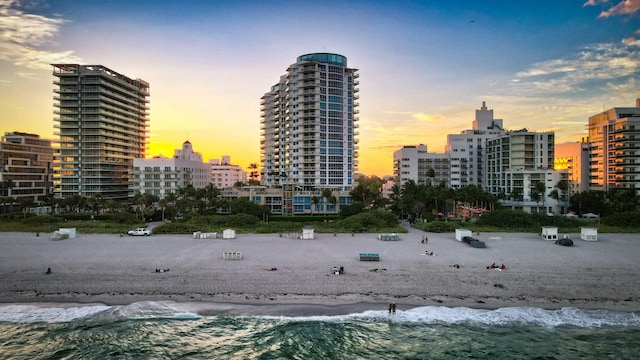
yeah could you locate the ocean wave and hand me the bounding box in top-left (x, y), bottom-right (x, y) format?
top-left (1, 302), bottom-right (638, 328)
top-left (261, 306), bottom-right (640, 328)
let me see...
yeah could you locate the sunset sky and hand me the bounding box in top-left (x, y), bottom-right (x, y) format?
top-left (1, 0), bottom-right (639, 177)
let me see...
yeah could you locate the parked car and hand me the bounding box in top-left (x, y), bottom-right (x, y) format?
top-left (127, 228), bottom-right (151, 236)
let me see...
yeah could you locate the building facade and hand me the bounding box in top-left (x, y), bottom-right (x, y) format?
top-left (52, 64), bottom-right (149, 200)
top-left (209, 156), bottom-right (246, 189)
top-left (554, 140), bottom-right (590, 194)
top-left (587, 98), bottom-right (640, 192)
top-left (393, 144), bottom-right (449, 186)
top-left (446, 102), bottom-right (506, 189)
top-left (260, 53), bottom-right (359, 215)
top-left (485, 129), bottom-right (566, 213)
top-left (130, 141), bottom-right (210, 198)
top-left (0, 132), bottom-right (54, 203)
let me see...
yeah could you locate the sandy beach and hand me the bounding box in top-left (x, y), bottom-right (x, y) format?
top-left (1, 226), bottom-right (639, 314)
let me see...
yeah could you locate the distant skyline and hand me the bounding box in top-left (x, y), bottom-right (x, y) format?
top-left (1, 0), bottom-right (639, 177)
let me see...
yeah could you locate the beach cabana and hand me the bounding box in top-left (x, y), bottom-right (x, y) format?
top-left (541, 226), bottom-right (558, 241)
top-left (580, 227), bottom-right (598, 241)
top-left (302, 226), bottom-right (314, 239)
top-left (223, 229), bottom-right (236, 239)
top-left (455, 229), bottom-right (472, 242)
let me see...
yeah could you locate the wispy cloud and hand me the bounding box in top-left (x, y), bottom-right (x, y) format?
top-left (0, 0), bottom-right (82, 70)
top-left (598, 0), bottom-right (640, 17)
top-left (584, 0), bottom-right (640, 17)
top-left (508, 41), bottom-right (640, 97)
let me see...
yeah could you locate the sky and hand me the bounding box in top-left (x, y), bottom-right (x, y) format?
top-left (1, 0), bottom-right (639, 177)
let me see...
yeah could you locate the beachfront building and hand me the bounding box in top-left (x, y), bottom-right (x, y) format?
top-left (209, 156), bottom-right (246, 189)
top-left (586, 98), bottom-right (640, 192)
top-left (0, 132), bottom-right (54, 206)
top-left (260, 53), bottom-right (359, 215)
top-left (130, 140), bottom-right (210, 198)
top-left (446, 102), bottom-right (506, 189)
top-left (555, 140), bottom-right (590, 194)
top-left (52, 64), bottom-right (149, 201)
top-left (485, 129), bottom-right (566, 214)
top-left (393, 144), bottom-right (449, 187)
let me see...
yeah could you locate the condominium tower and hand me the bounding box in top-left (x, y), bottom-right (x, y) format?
top-left (587, 98), bottom-right (640, 191)
top-left (52, 64), bottom-right (149, 200)
top-left (260, 53), bottom-right (359, 191)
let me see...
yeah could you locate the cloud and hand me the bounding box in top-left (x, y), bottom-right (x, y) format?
top-left (597, 0), bottom-right (640, 17)
top-left (506, 41), bottom-right (640, 97)
top-left (583, 0), bottom-right (609, 6)
top-left (0, 0), bottom-right (82, 70)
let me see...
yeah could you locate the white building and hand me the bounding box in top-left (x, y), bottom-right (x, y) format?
top-left (446, 102), bottom-right (506, 189)
top-left (393, 144), bottom-right (449, 186)
top-left (260, 53), bottom-right (359, 215)
top-left (485, 129), bottom-right (566, 214)
top-left (130, 140), bottom-right (210, 197)
top-left (209, 156), bottom-right (246, 189)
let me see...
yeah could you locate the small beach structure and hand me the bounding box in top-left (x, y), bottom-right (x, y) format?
top-left (359, 253), bottom-right (380, 261)
top-left (455, 229), bottom-right (472, 242)
top-left (193, 231), bottom-right (217, 239)
top-left (541, 226), bottom-right (558, 241)
top-left (580, 227), bottom-right (598, 241)
top-left (378, 233), bottom-right (399, 241)
top-left (301, 226), bottom-right (315, 239)
top-left (51, 227), bottom-right (76, 240)
top-left (223, 251), bottom-right (242, 260)
top-left (223, 229), bottom-right (236, 239)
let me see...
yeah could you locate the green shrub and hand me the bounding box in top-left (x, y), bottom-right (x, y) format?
top-left (601, 211), bottom-right (640, 227)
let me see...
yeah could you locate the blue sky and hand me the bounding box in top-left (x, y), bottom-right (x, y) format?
top-left (1, 0), bottom-right (639, 176)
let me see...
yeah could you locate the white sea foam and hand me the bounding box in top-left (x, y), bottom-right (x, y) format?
top-left (1, 302), bottom-right (638, 327)
top-left (0, 304), bottom-right (111, 323)
top-left (261, 306), bottom-right (640, 328)
top-left (0, 302), bottom-right (201, 323)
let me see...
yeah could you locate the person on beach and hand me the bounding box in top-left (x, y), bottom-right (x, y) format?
top-left (392, 303), bottom-right (396, 314)
top-left (45, 267), bottom-right (52, 275)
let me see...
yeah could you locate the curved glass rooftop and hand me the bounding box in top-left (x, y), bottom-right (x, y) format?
top-left (297, 53), bottom-right (347, 67)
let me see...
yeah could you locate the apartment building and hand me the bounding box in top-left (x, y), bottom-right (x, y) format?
top-left (52, 64), bottom-right (149, 200)
top-left (130, 140), bottom-right (210, 198)
top-left (446, 102), bottom-right (506, 189)
top-left (0, 132), bottom-right (54, 203)
top-left (209, 156), bottom-right (246, 189)
top-left (555, 140), bottom-right (590, 194)
top-left (260, 53), bottom-right (358, 215)
top-left (393, 144), bottom-right (449, 186)
top-left (587, 98), bottom-right (640, 191)
top-left (485, 129), bottom-right (566, 213)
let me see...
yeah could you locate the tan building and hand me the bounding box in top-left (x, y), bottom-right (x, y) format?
top-left (587, 98), bottom-right (640, 191)
top-left (209, 156), bottom-right (246, 189)
top-left (555, 140), bottom-right (590, 194)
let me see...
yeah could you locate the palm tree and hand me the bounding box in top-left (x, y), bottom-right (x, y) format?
top-left (311, 196), bottom-right (320, 215)
top-left (321, 188), bottom-right (333, 215)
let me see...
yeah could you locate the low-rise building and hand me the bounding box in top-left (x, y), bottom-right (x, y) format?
top-left (0, 132), bottom-right (54, 204)
top-left (393, 144), bottom-right (449, 187)
top-left (130, 140), bottom-right (210, 198)
top-left (209, 156), bottom-right (246, 189)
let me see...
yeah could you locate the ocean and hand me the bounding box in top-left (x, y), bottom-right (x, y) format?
top-left (1, 302), bottom-right (639, 359)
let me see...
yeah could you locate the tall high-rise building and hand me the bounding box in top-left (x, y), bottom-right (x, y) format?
top-left (0, 132), bottom-right (54, 203)
top-left (587, 98), bottom-right (640, 191)
top-left (260, 53), bottom-right (359, 191)
top-left (260, 53), bottom-right (358, 215)
top-left (52, 64), bottom-right (149, 200)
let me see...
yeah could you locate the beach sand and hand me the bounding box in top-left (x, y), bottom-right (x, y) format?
top-left (1, 226), bottom-right (639, 314)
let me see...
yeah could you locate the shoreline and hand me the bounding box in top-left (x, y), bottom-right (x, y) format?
top-left (2, 229), bottom-right (639, 315)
